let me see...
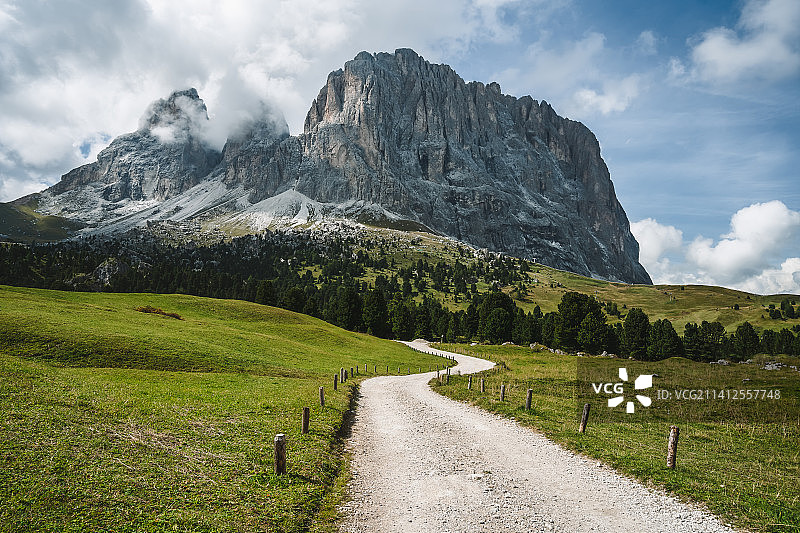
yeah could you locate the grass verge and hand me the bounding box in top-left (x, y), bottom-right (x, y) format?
top-left (433, 343), bottom-right (800, 533)
top-left (0, 286), bottom-right (449, 532)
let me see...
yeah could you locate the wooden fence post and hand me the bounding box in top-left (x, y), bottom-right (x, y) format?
top-left (500, 383), bottom-right (506, 401)
top-left (340, 367), bottom-right (345, 383)
top-left (667, 425), bottom-right (680, 469)
top-left (274, 434), bottom-right (286, 475)
top-left (374, 364), bottom-right (377, 373)
top-left (579, 403), bottom-right (591, 433)
top-left (526, 389), bottom-right (533, 410)
top-left (480, 378), bottom-right (485, 393)
top-left (365, 363), bottom-right (367, 374)
top-left (468, 376), bottom-right (472, 390)
top-left (333, 374), bottom-right (338, 391)
top-left (350, 367), bottom-right (354, 378)
top-left (302, 407), bottom-right (310, 434)
top-left (446, 374), bottom-right (450, 384)
top-left (319, 386), bottom-right (325, 408)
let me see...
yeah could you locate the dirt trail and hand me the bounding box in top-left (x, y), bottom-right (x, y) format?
top-left (338, 340), bottom-right (737, 533)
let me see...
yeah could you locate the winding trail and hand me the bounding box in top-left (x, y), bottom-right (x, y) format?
top-left (338, 340), bottom-right (738, 533)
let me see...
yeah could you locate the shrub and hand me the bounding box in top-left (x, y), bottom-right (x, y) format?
top-left (135, 306), bottom-right (183, 320)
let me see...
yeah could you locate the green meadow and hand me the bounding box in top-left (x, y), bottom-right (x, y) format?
top-left (0, 201), bottom-right (83, 242)
top-left (434, 343), bottom-right (800, 532)
top-left (0, 286), bottom-right (448, 532)
top-left (351, 228), bottom-right (799, 332)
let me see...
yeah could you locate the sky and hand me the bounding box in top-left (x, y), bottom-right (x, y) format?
top-left (0, 0), bottom-right (798, 294)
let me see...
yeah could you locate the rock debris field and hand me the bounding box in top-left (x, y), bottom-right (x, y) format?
top-left (338, 340), bottom-right (738, 533)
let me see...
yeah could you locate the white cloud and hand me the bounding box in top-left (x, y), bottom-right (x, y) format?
top-left (572, 74), bottom-right (642, 115)
top-left (0, 175), bottom-right (49, 201)
top-left (635, 30), bottom-right (657, 56)
top-left (515, 32), bottom-right (607, 100)
top-left (687, 200), bottom-right (800, 282)
top-left (632, 201), bottom-right (800, 294)
top-left (630, 218), bottom-right (683, 265)
top-left (667, 57), bottom-right (687, 80)
top-left (737, 258), bottom-right (800, 294)
top-left (495, 31), bottom-right (647, 118)
top-left (0, 0), bottom-right (541, 201)
top-left (630, 218), bottom-right (687, 285)
top-left (686, 0), bottom-right (800, 84)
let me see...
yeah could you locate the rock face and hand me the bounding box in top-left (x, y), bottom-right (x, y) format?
top-left (292, 50), bottom-right (649, 283)
top-left (52, 89), bottom-right (221, 203)
top-left (220, 115), bottom-right (300, 203)
top-left (16, 49), bottom-right (651, 284)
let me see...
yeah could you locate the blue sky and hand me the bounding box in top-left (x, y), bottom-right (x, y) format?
top-left (0, 0), bottom-right (798, 293)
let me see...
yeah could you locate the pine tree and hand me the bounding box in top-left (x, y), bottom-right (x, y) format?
top-left (683, 322), bottom-right (702, 360)
top-left (484, 308), bottom-right (512, 344)
top-left (362, 289), bottom-right (389, 338)
top-left (555, 292), bottom-right (603, 350)
top-left (577, 312), bottom-right (607, 354)
top-left (646, 319), bottom-right (684, 360)
top-left (623, 308), bottom-right (649, 359)
top-left (733, 322), bottom-right (760, 359)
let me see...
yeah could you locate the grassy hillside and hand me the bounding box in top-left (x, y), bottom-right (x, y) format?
top-left (514, 268), bottom-right (797, 333)
top-left (0, 199), bottom-right (83, 242)
top-left (355, 227), bottom-right (799, 334)
top-left (2, 223), bottom-right (797, 342)
top-left (434, 343), bottom-right (800, 532)
top-left (0, 286), bottom-right (448, 532)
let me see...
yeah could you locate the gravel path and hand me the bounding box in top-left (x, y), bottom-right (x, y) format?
top-left (338, 340), bottom-right (739, 533)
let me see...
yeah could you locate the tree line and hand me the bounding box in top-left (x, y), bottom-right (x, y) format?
top-left (547, 291), bottom-right (800, 360)
top-left (1, 234), bottom-right (798, 359)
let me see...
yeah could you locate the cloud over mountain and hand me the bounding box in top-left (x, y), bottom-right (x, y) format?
top-left (674, 0), bottom-right (800, 84)
top-left (632, 200), bottom-right (800, 293)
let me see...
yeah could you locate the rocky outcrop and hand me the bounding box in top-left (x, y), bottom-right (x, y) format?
top-left (17, 49), bottom-right (651, 284)
top-left (220, 117), bottom-right (301, 203)
top-left (293, 49), bottom-right (650, 283)
top-left (52, 89), bottom-right (221, 203)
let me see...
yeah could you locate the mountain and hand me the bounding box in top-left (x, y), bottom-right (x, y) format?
top-left (23, 88), bottom-right (222, 225)
top-left (6, 49), bottom-right (651, 285)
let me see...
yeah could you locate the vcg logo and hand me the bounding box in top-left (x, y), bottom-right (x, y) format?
top-left (591, 368), bottom-right (653, 413)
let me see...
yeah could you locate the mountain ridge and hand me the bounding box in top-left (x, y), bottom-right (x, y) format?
top-left (5, 49), bottom-right (651, 285)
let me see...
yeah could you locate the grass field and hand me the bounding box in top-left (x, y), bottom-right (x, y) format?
top-left (0, 200), bottom-right (83, 242)
top-left (434, 343), bottom-right (800, 533)
top-left (0, 286), bottom-right (448, 532)
top-left (348, 227), bottom-right (800, 334)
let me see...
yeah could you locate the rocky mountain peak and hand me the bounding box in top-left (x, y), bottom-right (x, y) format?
top-left (219, 108), bottom-right (294, 197)
top-left (14, 50), bottom-right (651, 285)
top-left (139, 88), bottom-right (210, 144)
top-left (37, 88), bottom-right (221, 216)
top-left (296, 49), bottom-right (651, 284)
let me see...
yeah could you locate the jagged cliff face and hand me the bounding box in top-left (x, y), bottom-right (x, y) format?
top-left (220, 117), bottom-right (300, 203)
top-left (13, 50), bottom-right (651, 284)
top-left (295, 50), bottom-right (650, 284)
top-left (39, 89), bottom-right (222, 221)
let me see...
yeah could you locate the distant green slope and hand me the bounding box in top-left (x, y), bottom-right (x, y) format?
top-left (0, 285), bottom-right (433, 374)
top-left (0, 199), bottom-right (83, 242)
top-left (0, 286), bottom-right (447, 532)
top-left (358, 228), bottom-right (800, 334)
top-left (515, 267), bottom-right (799, 333)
